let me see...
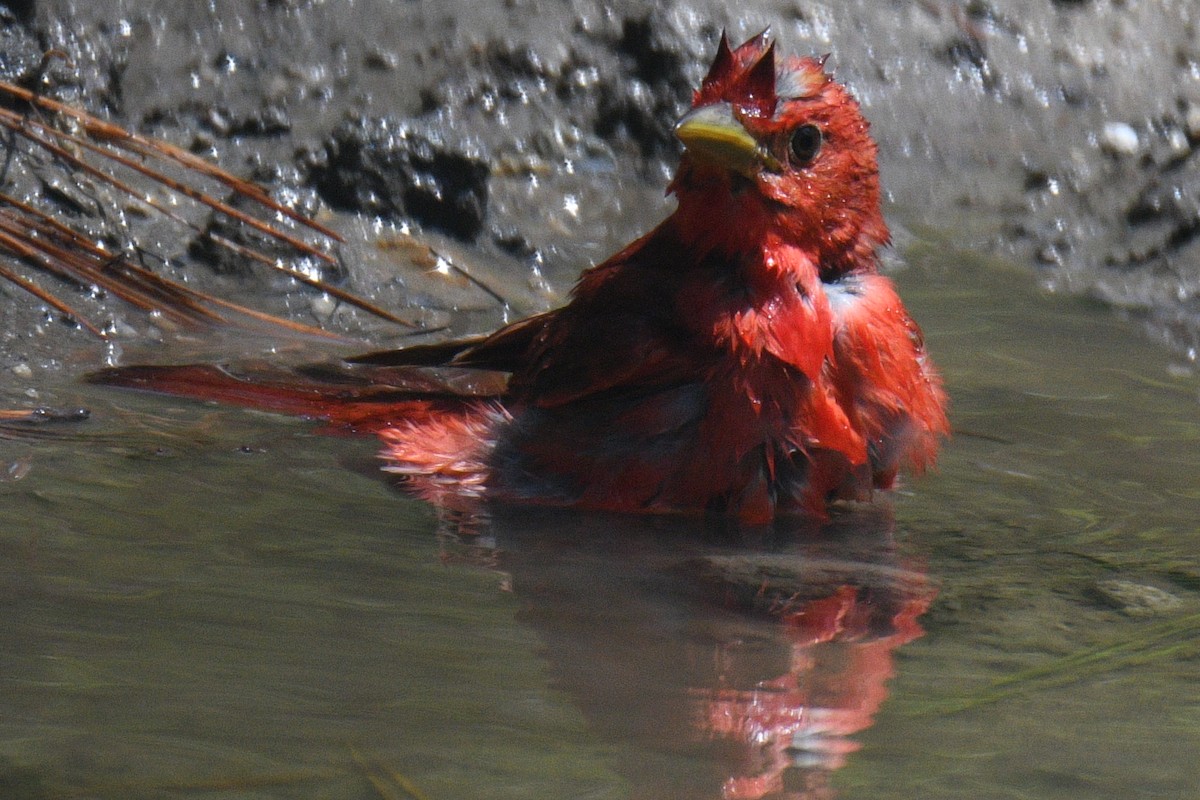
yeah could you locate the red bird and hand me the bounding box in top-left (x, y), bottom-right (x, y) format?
top-left (94, 33), bottom-right (949, 524)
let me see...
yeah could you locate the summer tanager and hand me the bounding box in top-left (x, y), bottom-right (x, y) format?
top-left (94, 33), bottom-right (949, 524)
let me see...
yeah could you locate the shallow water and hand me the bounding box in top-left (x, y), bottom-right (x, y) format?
top-left (2, 235), bottom-right (1199, 799)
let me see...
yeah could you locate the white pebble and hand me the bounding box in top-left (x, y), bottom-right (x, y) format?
top-left (310, 293), bottom-right (337, 320)
top-left (1100, 121), bottom-right (1139, 156)
top-left (1186, 104), bottom-right (1200, 140)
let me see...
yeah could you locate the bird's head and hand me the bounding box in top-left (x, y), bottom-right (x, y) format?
top-left (671, 32), bottom-right (888, 278)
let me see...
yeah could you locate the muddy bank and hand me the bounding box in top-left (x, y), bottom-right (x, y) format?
top-left (3, 0), bottom-right (1199, 388)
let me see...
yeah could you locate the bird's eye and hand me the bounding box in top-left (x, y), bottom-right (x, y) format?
top-left (789, 124), bottom-right (822, 165)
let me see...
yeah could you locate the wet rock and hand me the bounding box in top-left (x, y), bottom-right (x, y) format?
top-left (491, 226), bottom-right (538, 261)
top-left (416, 9), bottom-right (709, 162)
top-left (189, 166), bottom-right (331, 276)
top-left (1115, 151), bottom-right (1200, 267)
top-left (0, 1), bottom-right (33, 25)
top-left (307, 117), bottom-right (490, 242)
top-left (38, 176), bottom-right (100, 218)
top-left (0, 8), bottom-right (42, 83)
top-left (202, 102), bottom-right (291, 138)
top-left (419, 38), bottom-right (560, 116)
top-left (1092, 578), bottom-right (1183, 617)
top-left (481, 38), bottom-right (555, 87)
top-left (940, 33), bottom-right (992, 86)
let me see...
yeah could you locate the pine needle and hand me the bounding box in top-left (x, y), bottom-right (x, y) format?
top-left (0, 70), bottom-right (417, 339)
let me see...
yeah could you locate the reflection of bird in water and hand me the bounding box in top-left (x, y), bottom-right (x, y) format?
top-left (438, 507), bottom-right (933, 800)
top-left (693, 581), bottom-right (930, 799)
top-left (92, 31), bottom-right (947, 524)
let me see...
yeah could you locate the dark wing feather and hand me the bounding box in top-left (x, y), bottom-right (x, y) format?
top-left (346, 311), bottom-right (557, 372)
top-left (508, 219), bottom-right (710, 407)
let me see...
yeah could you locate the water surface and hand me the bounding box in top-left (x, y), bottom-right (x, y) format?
top-left (2, 236), bottom-right (1198, 799)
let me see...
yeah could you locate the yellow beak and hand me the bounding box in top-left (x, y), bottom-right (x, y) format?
top-left (674, 103), bottom-right (763, 177)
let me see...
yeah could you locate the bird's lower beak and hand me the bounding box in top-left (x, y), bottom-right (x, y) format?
top-left (674, 103), bottom-right (762, 177)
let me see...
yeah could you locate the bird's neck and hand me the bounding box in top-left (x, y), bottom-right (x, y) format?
top-left (670, 180), bottom-right (775, 260)
top-left (669, 176), bottom-right (886, 283)
top-left (668, 196), bottom-right (830, 300)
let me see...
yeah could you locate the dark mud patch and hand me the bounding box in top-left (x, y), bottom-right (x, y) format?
top-left (307, 118), bottom-right (491, 241)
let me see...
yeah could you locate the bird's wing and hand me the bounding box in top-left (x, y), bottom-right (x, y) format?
top-left (826, 273), bottom-right (949, 481)
top-left (348, 219), bottom-right (704, 409)
top-left (511, 304), bottom-right (700, 407)
top-left (506, 222), bottom-right (711, 408)
top-left (346, 310), bottom-right (557, 372)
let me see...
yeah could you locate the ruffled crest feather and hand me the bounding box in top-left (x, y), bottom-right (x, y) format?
top-left (694, 30), bottom-right (775, 116)
top-left (694, 30), bottom-right (831, 117)
top-left (777, 53), bottom-right (831, 101)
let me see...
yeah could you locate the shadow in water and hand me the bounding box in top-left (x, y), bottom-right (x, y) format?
top-left (437, 505), bottom-right (933, 800)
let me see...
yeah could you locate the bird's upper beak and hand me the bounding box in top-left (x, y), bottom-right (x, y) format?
top-left (674, 102), bottom-right (763, 177)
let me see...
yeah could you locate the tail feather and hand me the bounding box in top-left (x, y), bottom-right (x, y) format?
top-left (91, 363), bottom-right (508, 505)
top-left (87, 364), bottom-right (494, 434)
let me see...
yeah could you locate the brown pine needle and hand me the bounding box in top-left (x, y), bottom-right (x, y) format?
top-left (0, 209), bottom-right (219, 327)
top-left (0, 241), bottom-right (107, 336)
top-left (1, 129), bottom-right (415, 330)
top-left (0, 196), bottom-right (352, 340)
top-left (0, 105), bottom-right (337, 266)
top-left (0, 77), bottom-right (344, 242)
top-left (208, 231), bottom-right (421, 327)
top-left (4, 233), bottom-right (349, 341)
top-left (0, 72), bottom-right (419, 339)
